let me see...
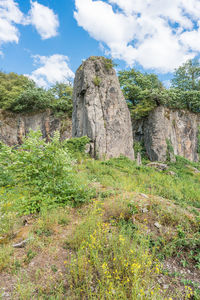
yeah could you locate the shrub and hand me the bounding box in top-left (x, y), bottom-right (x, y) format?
top-left (0, 130), bottom-right (93, 214)
top-left (65, 136), bottom-right (90, 154)
top-left (9, 87), bottom-right (54, 112)
top-left (93, 76), bottom-right (101, 87)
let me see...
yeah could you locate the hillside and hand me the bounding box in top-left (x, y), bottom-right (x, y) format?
top-left (0, 133), bottom-right (199, 299)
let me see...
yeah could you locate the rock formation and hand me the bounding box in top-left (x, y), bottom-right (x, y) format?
top-left (0, 109), bottom-right (71, 146)
top-left (132, 106), bottom-right (200, 162)
top-left (72, 56), bottom-right (134, 160)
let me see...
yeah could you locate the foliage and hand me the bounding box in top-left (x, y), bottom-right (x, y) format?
top-left (50, 82), bottom-right (73, 117)
top-left (102, 57), bottom-right (115, 71)
top-left (9, 87), bottom-right (54, 112)
top-left (0, 72), bottom-right (34, 110)
top-left (0, 151), bottom-right (199, 298)
top-left (198, 126), bottom-right (200, 155)
top-left (93, 76), bottom-right (101, 87)
top-left (83, 155), bottom-right (200, 208)
top-left (65, 136), bottom-right (90, 154)
top-left (67, 202), bottom-right (161, 299)
top-left (0, 131), bottom-right (93, 214)
top-left (119, 59), bottom-right (200, 118)
top-left (171, 59), bottom-right (200, 91)
top-left (118, 69), bottom-right (163, 118)
top-left (0, 72), bottom-right (73, 116)
top-left (133, 141), bottom-right (146, 158)
top-left (166, 139), bottom-right (174, 162)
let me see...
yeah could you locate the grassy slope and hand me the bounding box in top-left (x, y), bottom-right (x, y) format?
top-left (0, 155), bottom-right (200, 299)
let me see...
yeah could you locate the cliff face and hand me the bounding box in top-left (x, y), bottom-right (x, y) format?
top-left (0, 105), bottom-right (199, 163)
top-left (0, 109), bottom-right (72, 146)
top-left (132, 106), bottom-right (200, 162)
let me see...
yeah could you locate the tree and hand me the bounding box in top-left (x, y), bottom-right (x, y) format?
top-left (118, 69), bottom-right (163, 118)
top-left (10, 87), bottom-right (54, 112)
top-left (171, 59), bottom-right (200, 91)
top-left (0, 72), bottom-right (35, 110)
top-left (50, 82), bottom-right (73, 117)
top-left (0, 72), bottom-right (74, 115)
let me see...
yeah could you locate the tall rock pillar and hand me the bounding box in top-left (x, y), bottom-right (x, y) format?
top-left (72, 56), bottom-right (134, 160)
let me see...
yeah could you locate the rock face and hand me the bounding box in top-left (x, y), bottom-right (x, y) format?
top-left (72, 56), bottom-right (134, 160)
top-left (132, 106), bottom-right (200, 162)
top-left (0, 109), bottom-right (71, 146)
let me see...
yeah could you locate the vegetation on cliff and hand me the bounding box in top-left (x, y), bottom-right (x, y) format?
top-left (0, 133), bottom-right (199, 298)
top-left (119, 59), bottom-right (200, 119)
top-left (1, 58), bottom-right (200, 121)
top-left (0, 72), bottom-right (73, 116)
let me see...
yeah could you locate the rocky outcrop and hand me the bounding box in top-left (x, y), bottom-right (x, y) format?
top-left (132, 106), bottom-right (200, 162)
top-left (0, 109), bottom-right (71, 146)
top-left (72, 56), bottom-right (134, 160)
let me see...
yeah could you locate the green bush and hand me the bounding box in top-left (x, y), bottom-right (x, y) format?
top-left (65, 136), bottom-right (90, 154)
top-left (93, 76), bottom-right (101, 87)
top-left (0, 131), bottom-right (93, 214)
top-left (9, 87), bottom-right (54, 112)
top-left (0, 72), bottom-right (73, 116)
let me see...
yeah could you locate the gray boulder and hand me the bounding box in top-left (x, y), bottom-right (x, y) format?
top-left (72, 56), bottom-right (134, 160)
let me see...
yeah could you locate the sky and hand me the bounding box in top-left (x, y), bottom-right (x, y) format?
top-left (0, 0), bottom-right (200, 88)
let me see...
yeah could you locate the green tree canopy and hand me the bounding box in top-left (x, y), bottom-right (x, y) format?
top-left (171, 59), bottom-right (200, 91)
top-left (118, 69), bottom-right (163, 118)
top-left (50, 82), bottom-right (73, 117)
top-left (0, 72), bottom-right (35, 110)
top-left (0, 72), bottom-right (73, 116)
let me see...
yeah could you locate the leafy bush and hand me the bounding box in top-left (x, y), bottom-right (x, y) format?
top-left (0, 131), bottom-right (93, 214)
top-left (0, 72), bottom-right (73, 116)
top-left (119, 59), bottom-right (200, 118)
top-left (93, 76), bottom-right (101, 87)
top-left (9, 87), bottom-right (54, 112)
top-left (65, 136), bottom-right (90, 154)
top-left (0, 72), bottom-right (34, 110)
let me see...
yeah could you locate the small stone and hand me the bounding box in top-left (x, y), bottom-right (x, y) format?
top-left (163, 285), bottom-right (169, 289)
top-left (13, 238), bottom-right (29, 248)
top-left (167, 171), bottom-right (176, 176)
top-left (140, 193), bottom-right (149, 199)
top-left (136, 152), bottom-right (142, 166)
top-left (1, 292), bottom-right (10, 297)
top-left (142, 208), bottom-right (148, 213)
top-left (154, 222), bottom-right (162, 229)
top-left (186, 165), bottom-right (200, 174)
top-left (147, 162), bottom-right (168, 171)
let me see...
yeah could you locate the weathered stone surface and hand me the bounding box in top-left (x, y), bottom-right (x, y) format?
top-left (136, 152), bottom-right (142, 166)
top-left (132, 106), bottom-right (200, 162)
top-left (147, 162), bottom-right (168, 171)
top-left (0, 109), bottom-right (71, 146)
top-left (72, 56), bottom-right (134, 160)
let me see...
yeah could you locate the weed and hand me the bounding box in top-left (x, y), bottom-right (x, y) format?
top-left (93, 76), bottom-right (101, 87)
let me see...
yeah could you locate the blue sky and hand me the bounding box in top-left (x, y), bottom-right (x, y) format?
top-left (0, 0), bottom-right (200, 87)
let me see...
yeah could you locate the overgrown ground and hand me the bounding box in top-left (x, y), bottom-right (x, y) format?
top-left (0, 133), bottom-right (200, 299)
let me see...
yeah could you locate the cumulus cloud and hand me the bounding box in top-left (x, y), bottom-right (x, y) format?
top-left (27, 1), bottom-right (59, 39)
top-left (74, 0), bottom-right (200, 73)
top-left (0, 0), bottom-right (24, 46)
top-left (26, 54), bottom-right (74, 88)
top-left (0, 0), bottom-right (59, 52)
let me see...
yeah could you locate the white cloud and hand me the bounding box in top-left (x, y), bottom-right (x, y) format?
top-left (0, 0), bottom-right (59, 53)
top-left (27, 1), bottom-right (59, 39)
top-left (26, 54), bottom-right (74, 88)
top-left (0, 0), bottom-right (24, 46)
top-left (74, 0), bottom-right (200, 73)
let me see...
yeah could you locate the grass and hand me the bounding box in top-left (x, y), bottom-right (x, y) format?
top-left (0, 150), bottom-right (200, 299)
